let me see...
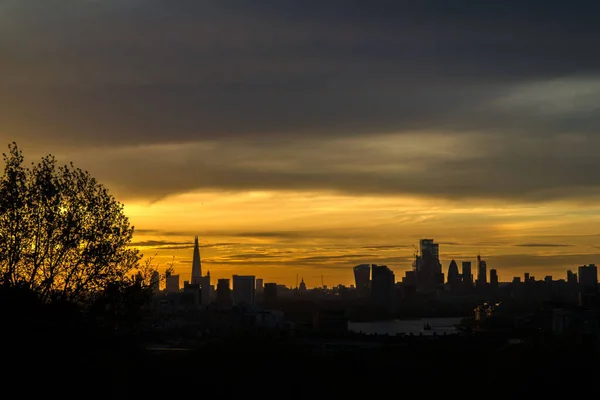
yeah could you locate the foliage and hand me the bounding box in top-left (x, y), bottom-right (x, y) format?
top-left (0, 142), bottom-right (143, 303)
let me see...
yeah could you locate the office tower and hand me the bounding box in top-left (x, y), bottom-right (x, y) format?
top-left (415, 239), bottom-right (443, 292)
top-left (578, 264), bottom-right (598, 292)
top-left (191, 236), bottom-right (202, 284)
top-left (182, 282), bottom-right (201, 305)
top-left (490, 269), bottom-right (498, 288)
top-left (216, 279), bottom-right (232, 307)
top-left (353, 264), bottom-right (371, 298)
top-left (462, 261), bottom-right (473, 287)
top-left (264, 283), bottom-right (278, 308)
top-left (165, 274), bottom-right (180, 293)
top-left (256, 278), bottom-right (264, 294)
top-left (199, 271), bottom-right (211, 305)
top-left (447, 260), bottom-right (460, 284)
top-left (524, 272), bottom-right (530, 282)
top-left (420, 239), bottom-right (439, 261)
top-left (567, 270), bottom-right (578, 285)
top-left (476, 255), bottom-right (487, 288)
top-left (371, 264), bottom-right (395, 309)
top-left (232, 275), bottom-right (256, 306)
top-left (578, 264), bottom-right (598, 309)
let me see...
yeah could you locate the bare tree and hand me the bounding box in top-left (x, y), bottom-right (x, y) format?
top-left (0, 143), bottom-right (142, 303)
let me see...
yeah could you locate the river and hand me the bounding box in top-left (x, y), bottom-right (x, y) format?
top-left (348, 317), bottom-right (463, 336)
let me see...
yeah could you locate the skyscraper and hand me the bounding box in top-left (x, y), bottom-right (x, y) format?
top-left (578, 264), bottom-right (598, 293)
top-left (371, 264), bottom-right (395, 310)
top-left (462, 261), bottom-right (473, 287)
top-left (447, 259), bottom-right (460, 292)
top-left (447, 260), bottom-right (460, 284)
top-left (264, 283), bottom-right (278, 308)
top-left (578, 264), bottom-right (598, 309)
top-left (476, 254), bottom-right (487, 288)
top-left (353, 264), bottom-right (371, 298)
top-left (165, 274), bottom-right (180, 293)
top-left (233, 275), bottom-right (256, 306)
top-left (414, 239), bottom-right (443, 292)
top-left (191, 236), bottom-right (202, 284)
top-left (490, 269), bottom-right (498, 288)
top-left (216, 279), bottom-right (232, 307)
top-left (256, 278), bottom-right (264, 294)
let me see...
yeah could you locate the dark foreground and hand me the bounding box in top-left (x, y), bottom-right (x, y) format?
top-left (8, 332), bottom-right (600, 399)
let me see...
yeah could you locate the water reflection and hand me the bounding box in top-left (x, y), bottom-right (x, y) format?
top-left (348, 317), bottom-right (462, 336)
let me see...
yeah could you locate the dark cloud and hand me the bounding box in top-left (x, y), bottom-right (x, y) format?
top-left (130, 240), bottom-right (190, 247)
top-left (132, 228), bottom-right (353, 241)
top-left (221, 253), bottom-right (280, 260)
top-left (362, 245), bottom-right (409, 250)
top-left (515, 243), bottom-right (574, 248)
top-left (2, 1), bottom-right (600, 202)
top-left (134, 229), bottom-right (194, 237)
top-left (202, 243), bottom-right (242, 249)
top-left (234, 231), bottom-right (306, 239)
top-left (484, 253), bottom-right (600, 273)
top-left (74, 133), bottom-right (600, 203)
top-left (155, 245), bottom-right (195, 250)
top-left (299, 254), bottom-right (377, 262)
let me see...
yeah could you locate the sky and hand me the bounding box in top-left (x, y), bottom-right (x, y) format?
top-left (3, 1), bottom-right (600, 287)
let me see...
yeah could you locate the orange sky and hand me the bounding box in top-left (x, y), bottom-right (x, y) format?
top-left (126, 190), bottom-right (600, 288)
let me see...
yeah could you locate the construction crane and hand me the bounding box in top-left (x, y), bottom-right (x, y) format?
top-left (412, 244), bottom-right (419, 257)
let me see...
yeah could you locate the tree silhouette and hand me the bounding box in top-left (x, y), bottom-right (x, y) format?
top-left (0, 142), bottom-right (142, 303)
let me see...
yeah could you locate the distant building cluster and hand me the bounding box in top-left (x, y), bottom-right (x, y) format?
top-left (143, 236), bottom-right (600, 347)
top-left (158, 237), bottom-right (599, 315)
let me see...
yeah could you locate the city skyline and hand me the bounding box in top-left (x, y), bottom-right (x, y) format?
top-left (4, 2), bottom-right (600, 287)
top-left (145, 233), bottom-right (598, 289)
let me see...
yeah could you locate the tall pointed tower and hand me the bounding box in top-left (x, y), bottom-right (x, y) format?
top-left (191, 236), bottom-right (202, 284)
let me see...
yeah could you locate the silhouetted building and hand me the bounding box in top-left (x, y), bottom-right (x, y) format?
top-left (371, 264), bottom-right (395, 310)
top-left (462, 261), bottom-right (473, 288)
top-left (264, 283), bottom-right (278, 308)
top-left (299, 278), bottom-right (307, 293)
top-left (256, 278), bottom-right (264, 294)
top-left (447, 259), bottom-right (460, 286)
top-left (199, 272), bottom-right (211, 305)
top-left (402, 270), bottom-right (417, 286)
top-left (476, 255), bottom-right (487, 288)
top-left (165, 274), bottom-right (180, 293)
top-left (191, 236), bottom-right (202, 284)
top-left (578, 264), bottom-right (598, 292)
top-left (415, 239), bottom-right (443, 292)
top-left (353, 264), bottom-right (371, 298)
top-left (490, 269), bottom-right (498, 288)
top-left (188, 236), bottom-right (212, 304)
top-left (183, 282), bottom-right (200, 305)
top-left (567, 270), bottom-right (578, 285)
top-left (232, 275), bottom-right (256, 306)
top-left (578, 264), bottom-right (598, 310)
top-left (216, 279), bottom-right (232, 307)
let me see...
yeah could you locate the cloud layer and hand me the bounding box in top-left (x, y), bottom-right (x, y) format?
top-left (2, 1), bottom-right (600, 203)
